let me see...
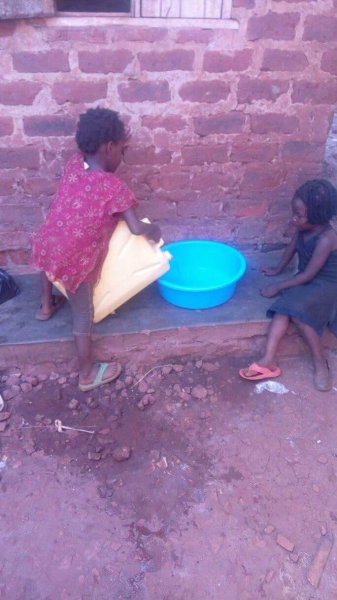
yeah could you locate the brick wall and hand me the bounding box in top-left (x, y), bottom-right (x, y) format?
top-left (0, 0), bottom-right (337, 271)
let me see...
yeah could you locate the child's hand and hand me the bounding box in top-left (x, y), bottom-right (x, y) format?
top-left (260, 284), bottom-right (281, 298)
top-left (146, 224), bottom-right (161, 244)
top-left (260, 265), bottom-right (280, 276)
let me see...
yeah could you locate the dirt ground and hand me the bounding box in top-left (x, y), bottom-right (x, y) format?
top-left (1, 351), bottom-right (337, 600)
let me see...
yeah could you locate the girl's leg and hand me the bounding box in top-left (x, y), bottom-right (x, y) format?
top-left (36, 272), bottom-right (65, 320)
top-left (291, 317), bottom-right (331, 390)
top-left (240, 313), bottom-right (289, 377)
top-left (259, 313), bottom-right (290, 367)
top-left (68, 282), bottom-right (121, 387)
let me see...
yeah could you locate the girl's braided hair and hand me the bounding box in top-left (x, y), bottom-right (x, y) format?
top-left (75, 107), bottom-right (127, 154)
top-left (294, 179), bottom-right (337, 225)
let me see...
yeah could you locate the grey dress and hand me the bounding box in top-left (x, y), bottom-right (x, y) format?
top-left (267, 226), bottom-right (337, 336)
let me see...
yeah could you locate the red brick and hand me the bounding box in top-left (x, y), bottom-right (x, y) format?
top-left (176, 195), bottom-right (218, 218)
top-left (0, 21), bottom-right (16, 37)
top-left (194, 112), bottom-right (246, 136)
top-left (78, 50), bottom-right (133, 74)
top-left (43, 26), bottom-right (107, 43)
top-left (175, 29), bottom-right (215, 44)
top-left (0, 147), bottom-right (40, 169)
top-left (262, 49), bottom-right (308, 72)
top-left (124, 146), bottom-right (172, 165)
top-left (13, 51), bottom-right (69, 73)
top-left (247, 11), bottom-right (300, 41)
top-left (0, 251), bottom-right (8, 266)
top-left (118, 81), bottom-right (170, 103)
top-left (0, 205), bottom-right (42, 232)
top-left (24, 116), bottom-right (76, 137)
top-left (233, 0), bottom-right (255, 7)
top-left (191, 173), bottom-right (234, 193)
top-left (0, 176), bottom-right (18, 195)
top-left (158, 172), bottom-right (191, 191)
top-left (179, 80), bottom-right (230, 103)
top-left (238, 77), bottom-right (289, 103)
top-left (139, 50), bottom-right (194, 71)
top-left (282, 141), bottom-right (325, 162)
top-left (203, 50), bottom-right (253, 72)
top-left (250, 113), bottom-right (299, 134)
top-left (8, 249), bottom-right (31, 265)
top-left (321, 50), bottom-right (337, 76)
top-left (242, 164), bottom-right (283, 190)
top-left (52, 80), bottom-right (108, 104)
top-left (23, 178), bottom-right (58, 198)
top-left (298, 107), bottom-right (334, 142)
top-left (0, 231), bottom-right (31, 252)
top-left (0, 117), bottom-right (13, 136)
top-left (303, 16), bottom-right (337, 42)
top-left (181, 145), bottom-right (229, 165)
top-left (230, 140), bottom-right (279, 162)
top-left (0, 81), bottom-right (42, 105)
top-left (142, 115), bottom-right (186, 132)
top-left (112, 26), bottom-right (168, 43)
top-left (292, 80), bottom-right (337, 104)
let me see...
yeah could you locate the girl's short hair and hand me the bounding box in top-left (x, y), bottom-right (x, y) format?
top-left (294, 179), bottom-right (337, 225)
top-left (75, 107), bottom-right (127, 154)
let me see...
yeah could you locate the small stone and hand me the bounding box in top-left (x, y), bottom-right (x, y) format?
top-left (68, 398), bottom-right (79, 410)
top-left (58, 377), bottom-right (67, 385)
top-left (162, 366), bottom-right (173, 375)
top-left (50, 372), bottom-right (58, 380)
top-left (313, 484), bottom-right (320, 493)
top-left (3, 387), bottom-right (20, 401)
top-left (276, 534), bottom-right (294, 552)
top-left (318, 454), bottom-right (328, 464)
top-left (173, 364), bottom-right (183, 372)
top-left (264, 525), bottom-right (275, 535)
top-left (0, 412), bottom-right (10, 422)
top-left (138, 381), bottom-right (148, 393)
top-left (195, 360), bottom-right (203, 369)
top-left (265, 569), bottom-right (275, 583)
top-left (321, 524), bottom-right (327, 536)
top-left (124, 375), bottom-right (133, 386)
top-left (290, 553), bottom-right (299, 563)
top-left (86, 397), bottom-right (99, 409)
top-left (25, 375), bottom-right (39, 387)
top-left (115, 379), bottom-right (125, 390)
top-left (202, 361), bottom-right (220, 372)
top-left (111, 541), bottom-right (122, 552)
top-left (88, 451), bottom-right (101, 461)
top-left (69, 371), bottom-right (78, 379)
top-left (112, 446), bottom-right (131, 462)
top-left (191, 385), bottom-right (208, 400)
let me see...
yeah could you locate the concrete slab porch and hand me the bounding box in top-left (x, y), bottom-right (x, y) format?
top-left (1, 251), bottom-right (336, 369)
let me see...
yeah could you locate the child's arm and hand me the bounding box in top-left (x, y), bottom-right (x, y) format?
top-left (261, 232), bottom-right (298, 276)
top-left (121, 207), bottom-right (161, 243)
top-left (261, 234), bottom-right (333, 298)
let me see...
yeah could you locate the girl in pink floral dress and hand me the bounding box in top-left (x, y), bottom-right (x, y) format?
top-left (31, 107), bottom-right (161, 391)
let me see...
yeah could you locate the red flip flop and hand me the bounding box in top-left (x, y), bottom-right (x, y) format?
top-left (239, 362), bottom-right (281, 381)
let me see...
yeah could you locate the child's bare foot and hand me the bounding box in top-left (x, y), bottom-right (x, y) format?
top-left (79, 361), bottom-right (122, 392)
top-left (36, 295), bottom-right (65, 321)
top-left (313, 359), bottom-right (332, 391)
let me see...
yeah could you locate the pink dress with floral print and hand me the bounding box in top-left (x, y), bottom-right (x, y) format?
top-left (31, 153), bottom-right (137, 293)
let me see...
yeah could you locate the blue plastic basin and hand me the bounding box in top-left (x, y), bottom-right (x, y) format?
top-left (157, 240), bottom-right (246, 309)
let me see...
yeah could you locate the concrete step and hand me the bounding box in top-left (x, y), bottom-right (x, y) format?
top-left (1, 253), bottom-right (336, 369)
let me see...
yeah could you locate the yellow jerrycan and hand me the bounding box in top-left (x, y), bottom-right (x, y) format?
top-left (53, 219), bottom-right (171, 323)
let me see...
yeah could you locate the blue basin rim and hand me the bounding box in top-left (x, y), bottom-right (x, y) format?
top-left (159, 240), bottom-right (247, 293)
